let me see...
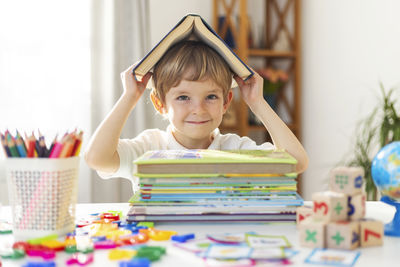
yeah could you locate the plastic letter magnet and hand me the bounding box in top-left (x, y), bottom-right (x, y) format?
top-left (119, 258), bottom-right (151, 267)
top-left (171, 233), bottom-right (195, 243)
top-left (22, 261), bottom-right (56, 267)
top-left (66, 253), bottom-right (94, 266)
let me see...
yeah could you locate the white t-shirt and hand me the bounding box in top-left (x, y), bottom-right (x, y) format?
top-left (98, 125), bottom-right (274, 190)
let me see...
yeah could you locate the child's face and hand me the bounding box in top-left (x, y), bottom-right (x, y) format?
top-left (161, 78), bottom-right (232, 149)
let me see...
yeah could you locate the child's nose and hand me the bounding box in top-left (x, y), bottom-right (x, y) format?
top-left (191, 100), bottom-right (206, 114)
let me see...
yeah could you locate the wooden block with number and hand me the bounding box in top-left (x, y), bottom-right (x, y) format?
top-left (312, 191), bottom-right (348, 223)
top-left (347, 193), bottom-right (366, 220)
top-left (296, 206), bottom-right (313, 226)
top-left (329, 166), bottom-right (364, 195)
top-left (360, 219), bottom-right (384, 247)
top-left (326, 221), bottom-right (360, 250)
top-left (299, 217), bottom-right (326, 248)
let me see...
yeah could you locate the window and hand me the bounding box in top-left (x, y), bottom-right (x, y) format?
top-left (0, 1), bottom-right (91, 202)
top-left (0, 1), bottom-right (90, 145)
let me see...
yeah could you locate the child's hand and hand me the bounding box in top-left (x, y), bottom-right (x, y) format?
top-left (234, 71), bottom-right (265, 109)
top-left (120, 62), bottom-right (152, 102)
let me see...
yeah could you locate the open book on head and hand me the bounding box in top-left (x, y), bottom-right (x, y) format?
top-left (132, 14), bottom-right (254, 87)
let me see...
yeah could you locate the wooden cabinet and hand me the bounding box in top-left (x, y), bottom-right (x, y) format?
top-left (212, 0), bottom-right (302, 142)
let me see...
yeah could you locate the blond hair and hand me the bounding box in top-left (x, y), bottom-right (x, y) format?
top-left (152, 40), bottom-right (233, 103)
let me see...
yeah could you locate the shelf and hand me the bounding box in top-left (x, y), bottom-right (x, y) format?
top-left (248, 49), bottom-right (295, 58)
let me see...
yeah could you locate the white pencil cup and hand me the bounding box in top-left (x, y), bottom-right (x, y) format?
top-left (5, 157), bottom-right (79, 240)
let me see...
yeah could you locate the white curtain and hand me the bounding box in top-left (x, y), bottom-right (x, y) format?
top-left (90, 0), bottom-right (158, 202)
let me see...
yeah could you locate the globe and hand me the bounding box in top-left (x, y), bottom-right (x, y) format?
top-left (371, 141), bottom-right (400, 201)
top-left (371, 141), bottom-right (400, 237)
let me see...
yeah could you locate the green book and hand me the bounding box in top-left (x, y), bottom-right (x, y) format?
top-left (134, 149), bottom-right (297, 175)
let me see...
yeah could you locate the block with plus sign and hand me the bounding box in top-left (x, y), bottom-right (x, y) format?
top-left (326, 221), bottom-right (360, 250)
top-left (298, 217), bottom-right (326, 248)
top-left (329, 166), bottom-right (364, 195)
top-left (312, 191), bottom-right (347, 222)
top-left (296, 205), bottom-right (313, 226)
top-left (359, 219), bottom-right (384, 247)
top-left (347, 193), bottom-right (366, 221)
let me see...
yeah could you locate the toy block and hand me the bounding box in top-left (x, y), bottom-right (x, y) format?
top-left (347, 193), bottom-right (366, 221)
top-left (312, 191), bottom-right (348, 223)
top-left (296, 206), bottom-right (313, 226)
top-left (359, 219), bottom-right (384, 247)
top-left (326, 221), bottom-right (360, 250)
top-left (329, 166), bottom-right (364, 195)
top-left (299, 217), bottom-right (326, 248)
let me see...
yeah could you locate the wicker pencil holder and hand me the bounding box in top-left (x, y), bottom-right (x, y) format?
top-left (5, 157), bottom-right (79, 240)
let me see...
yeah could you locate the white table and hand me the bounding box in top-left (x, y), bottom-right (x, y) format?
top-left (0, 202), bottom-right (398, 267)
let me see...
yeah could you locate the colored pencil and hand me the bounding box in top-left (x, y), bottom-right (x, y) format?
top-left (6, 134), bottom-right (20, 157)
top-left (0, 133), bottom-right (11, 157)
top-left (49, 142), bottom-right (63, 158)
top-left (59, 135), bottom-right (74, 158)
top-left (71, 131), bottom-right (83, 156)
top-left (27, 135), bottom-right (36, 158)
top-left (15, 136), bottom-right (27, 157)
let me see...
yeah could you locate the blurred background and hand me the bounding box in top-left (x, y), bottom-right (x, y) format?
top-left (1, 0), bottom-right (399, 203)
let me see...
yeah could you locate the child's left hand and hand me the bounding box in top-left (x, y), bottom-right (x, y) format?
top-left (234, 72), bottom-right (264, 109)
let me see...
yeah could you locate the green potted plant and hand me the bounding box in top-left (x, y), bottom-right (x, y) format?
top-left (344, 83), bottom-right (400, 200)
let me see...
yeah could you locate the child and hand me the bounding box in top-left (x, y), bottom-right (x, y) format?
top-left (85, 40), bottom-right (308, 187)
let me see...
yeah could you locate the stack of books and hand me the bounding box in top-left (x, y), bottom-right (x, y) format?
top-left (127, 150), bottom-right (303, 222)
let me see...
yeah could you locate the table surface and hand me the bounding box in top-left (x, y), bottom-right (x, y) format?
top-left (0, 201), bottom-right (398, 267)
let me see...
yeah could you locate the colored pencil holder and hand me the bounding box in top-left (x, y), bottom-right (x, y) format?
top-left (5, 157), bottom-right (79, 240)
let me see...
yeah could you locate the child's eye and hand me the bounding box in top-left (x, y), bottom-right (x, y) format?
top-left (206, 94), bottom-right (218, 100)
top-left (177, 95), bottom-right (189, 101)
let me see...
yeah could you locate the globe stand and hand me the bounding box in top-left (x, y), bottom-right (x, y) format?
top-left (381, 196), bottom-right (400, 237)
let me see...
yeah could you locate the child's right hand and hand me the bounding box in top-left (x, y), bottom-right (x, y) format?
top-left (120, 62), bottom-right (152, 103)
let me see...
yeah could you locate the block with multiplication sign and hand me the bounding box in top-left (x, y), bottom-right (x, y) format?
top-left (296, 206), bottom-right (313, 226)
top-left (326, 221), bottom-right (360, 250)
top-left (347, 193), bottom-right (366, 221)
top-left (299, 217), bottom-right (326, 248)
top-left (312, 191), bottom-right (347, 222)
top-left (360, 219), bottom-right (384, 247)
top-left (329, 166), bottom-right (364, 195)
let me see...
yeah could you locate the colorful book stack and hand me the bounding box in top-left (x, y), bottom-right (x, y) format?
top-left (127, 149), bottom-right (303, 222)
top-left (0, 130), bottom-right (83, 158)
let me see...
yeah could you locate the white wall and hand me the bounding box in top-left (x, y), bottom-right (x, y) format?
top-left (302, 0), bottom-right (400, 199)
top-left (149, 0), bottom-right (212, 47)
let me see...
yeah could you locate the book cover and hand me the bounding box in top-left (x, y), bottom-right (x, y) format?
top-left (132, 14), bottom-right (253, 84)
top-left (134, 149), bottom-right (297, 175)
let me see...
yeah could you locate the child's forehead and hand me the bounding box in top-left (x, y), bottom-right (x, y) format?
top-left (170, 78), bottom-right (223, 92)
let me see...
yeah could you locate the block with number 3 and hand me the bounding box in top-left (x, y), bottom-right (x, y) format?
top-left (312, 191), bottom-right (348, 223)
